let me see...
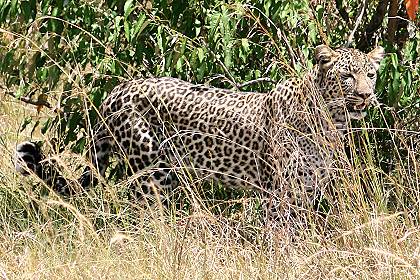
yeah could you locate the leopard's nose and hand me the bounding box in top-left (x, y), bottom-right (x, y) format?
top-left (356, 91), bottom-right (370, 99)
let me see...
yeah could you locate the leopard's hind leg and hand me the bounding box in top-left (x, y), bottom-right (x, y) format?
top-left (79, 124), bottom-right (114, 188)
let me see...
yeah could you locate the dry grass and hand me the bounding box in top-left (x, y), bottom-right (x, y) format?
top-left (1, 93), bottom-right (420, 280)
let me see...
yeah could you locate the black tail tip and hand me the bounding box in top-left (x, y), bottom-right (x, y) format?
top-left (15, 141), bottom-right (43, 176)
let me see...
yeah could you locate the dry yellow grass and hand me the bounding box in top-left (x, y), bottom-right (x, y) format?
top-left (0, 95), bottom-right (419, 280)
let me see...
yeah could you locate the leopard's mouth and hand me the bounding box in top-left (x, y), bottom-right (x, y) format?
top-left (345, 93), bottom-right (373, 113)
top-left (346, 97), bottom-right (370, 112)
top-left (346, 100), bottom-right (369, 119)
top-left (346, 102), bottom-right (366, 112)
top-left (353, 102), bottom-right (367, 111)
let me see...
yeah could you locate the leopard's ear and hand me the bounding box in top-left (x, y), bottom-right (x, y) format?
top-left (368, 46), bottom-right (385, 70)
top-left (315, 45), bottom-right (338, 69)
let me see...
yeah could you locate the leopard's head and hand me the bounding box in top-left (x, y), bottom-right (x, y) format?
top-left (315, 45), bottom-right (385, 120)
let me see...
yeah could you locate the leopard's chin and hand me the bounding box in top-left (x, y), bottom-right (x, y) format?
top-left (349, 111), bottom-right (367, 120)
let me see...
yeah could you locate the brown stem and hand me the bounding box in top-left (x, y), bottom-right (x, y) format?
top-left (366, 0), bottom-right (389, 34)
top-left (387, 0), bottom-right (399, 43)
top-left (357, 0), bottom-right (389, 50)
top-left (4, 91), bottom-right (52, 109)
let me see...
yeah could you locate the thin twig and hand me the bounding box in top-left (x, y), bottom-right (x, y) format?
top-left (387, 16), bottom-right (414, 24)
top-left (205, 46), bottom-right (238, 90)
top-left (205, 74), bottom-right (238, 89)
top-left (307, 2), bottom-right (328, 46)
top-left (346, 0), bottom-right (366, 47)
top-left (244, 4), bottom-right (298, 70)
top-left (4, 91), bottom-right (52, 108)
top-left (237, 77), bottom-right (275, 89)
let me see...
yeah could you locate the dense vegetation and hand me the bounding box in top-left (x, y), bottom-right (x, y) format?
top-left (0, 0), bottom-right (419, 278)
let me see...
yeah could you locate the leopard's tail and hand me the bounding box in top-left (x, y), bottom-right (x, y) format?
top-left (15, 141), bottom-right (79, 196)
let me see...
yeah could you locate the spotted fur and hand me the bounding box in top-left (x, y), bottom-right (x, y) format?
top-left (15, 45), bottom-right (384, 218)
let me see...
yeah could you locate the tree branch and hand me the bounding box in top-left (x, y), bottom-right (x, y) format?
top-left (4, 91), bottom-right (52, 109)
top-left (366, 0), bottom-right (389, 34)
top-left (387, 0), bottom-right (400, 43)
top-left (357, 0), bottom-right (390, 50)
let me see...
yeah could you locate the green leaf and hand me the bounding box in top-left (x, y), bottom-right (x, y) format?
top-left (195, 19), bottom-right (201, 36)
top-left (16, 83), bottom-right (28, 98)
top-left (176, 57), bottom-right (183, 72)
top-left (156, 25), bottom-right (164, 53)
top-left (197, 48), bottom-right (205, 63)
top-left (124, 0), bottom-right (133, 18)
top-left (73, 137), bottom-right (86, 153)
top-left (131, 13), bottom-right (146, 38)
top-left (316, 5), bottom-right (324, 22)
top-left (124, 20), bottom-right (130, 42)
top-left (241, 38), bottom-right (249, 52)
top-left (405, 70), bottom-right (412, 92)
top-left (41, 0), bottom-right (51, 14)
top-left (239, 38), bottom-right (250, 62)
top-left (220, 6), bottom-right (233, 69)
top-left (36, 67), bottom-right (48, 82)
top-left (264, 0), bottom-right (271, 15)
top-left (20, 117), bottom-right (32, 133)
top-left (10, 0), bottom-right (17, 17)
top-left (390, 53), bottom-right (398, 69)
top-left (391, 70), bottom-right (401, 98)
top-left (51, 6), bottom-right (59, 16)
top-left (308, 22), bottom-right (317, 44)
top-left (111, 15), bottom-right (123, 43)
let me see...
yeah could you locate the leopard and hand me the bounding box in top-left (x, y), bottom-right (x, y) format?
top-left (15, 45), bottom-right (385, 220)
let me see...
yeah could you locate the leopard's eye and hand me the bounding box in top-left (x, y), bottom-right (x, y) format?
top-left (367, 72), bottom-right (375, 79)
top-left (341, 73), bottom-right (353, 80)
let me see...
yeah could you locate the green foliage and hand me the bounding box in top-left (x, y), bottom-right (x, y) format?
top-left (0, 1), bottom-right (305, 147)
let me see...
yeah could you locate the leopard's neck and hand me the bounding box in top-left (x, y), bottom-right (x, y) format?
top-left (269, 68), bottom-right (350, 137)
